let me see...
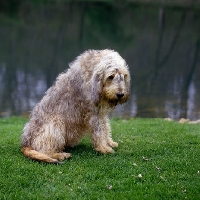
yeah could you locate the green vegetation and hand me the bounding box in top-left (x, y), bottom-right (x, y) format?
top-left (0, 117), bottom-right (200, 199)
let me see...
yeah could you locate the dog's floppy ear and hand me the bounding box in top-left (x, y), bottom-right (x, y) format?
top-left (121, 70), bottom-right (131, 103)
top-left (91, 72), bottom-right (103, 106)
top-left (125, 72), bottom-right (131, 98)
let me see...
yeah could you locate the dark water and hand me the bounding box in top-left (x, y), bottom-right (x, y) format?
top-left (0, 2), bottom-right (200, 120)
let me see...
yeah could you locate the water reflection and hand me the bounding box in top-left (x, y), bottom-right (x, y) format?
top-left (0, 2), bottom-right (200, 119)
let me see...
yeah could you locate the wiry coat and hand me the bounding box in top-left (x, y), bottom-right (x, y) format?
top-left (21, 49), bottom-right (130, 163)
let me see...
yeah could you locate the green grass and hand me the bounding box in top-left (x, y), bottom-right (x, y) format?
top-left (0, 117), bottom-right (200, 199)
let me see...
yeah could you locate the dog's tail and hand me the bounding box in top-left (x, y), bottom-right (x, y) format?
top-left (21, 146), bottom-right (62, 164)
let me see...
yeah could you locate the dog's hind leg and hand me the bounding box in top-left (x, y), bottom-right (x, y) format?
top-left (23, 118), bottom-right (71, 163)
top-left (21, 147), bottom-right (62, 164)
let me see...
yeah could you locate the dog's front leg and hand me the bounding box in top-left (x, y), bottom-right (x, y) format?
top-left (104, 117), bottom-right (118, 148)
top-left (89, 116), bottom-right (114, 154)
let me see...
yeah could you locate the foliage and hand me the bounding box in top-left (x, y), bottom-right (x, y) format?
top-left (0, 117), bottom-right (200, 199)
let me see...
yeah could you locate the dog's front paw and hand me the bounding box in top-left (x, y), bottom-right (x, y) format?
top-left (108, 141), bottom-right (118, 148)
top-left (95, 146), bottom-right (114, 154)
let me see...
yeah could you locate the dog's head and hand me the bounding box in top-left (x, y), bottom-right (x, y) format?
top-left (91, 50), bottom-right (130, 107)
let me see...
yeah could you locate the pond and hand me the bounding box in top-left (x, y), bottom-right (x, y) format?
top-left (0, 2), bottom-right (200, 120)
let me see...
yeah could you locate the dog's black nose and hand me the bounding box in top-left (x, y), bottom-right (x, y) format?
top-left (116, 93), bottom-right (124, 99)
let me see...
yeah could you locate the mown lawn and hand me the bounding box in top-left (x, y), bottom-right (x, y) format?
top-left (0, 117), bottom-right (200, 199)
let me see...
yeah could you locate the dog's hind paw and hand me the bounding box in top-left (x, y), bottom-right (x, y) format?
top-left (50, 152), bottom-right (72, 161)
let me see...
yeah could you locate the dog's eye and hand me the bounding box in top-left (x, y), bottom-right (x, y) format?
top-left (108, 75), bottom-right (114, 80)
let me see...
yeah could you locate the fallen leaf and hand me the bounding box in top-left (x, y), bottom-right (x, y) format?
top-left (138, 174), bottom-right (142, 178)
top-left (106, 185), bottom-right (112, 190)
top-left (156, 166), bottom-right (161, 171)
top-left (142, 156), bottom-right (149, 161)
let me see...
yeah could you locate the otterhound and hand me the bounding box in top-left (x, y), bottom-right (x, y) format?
top-left (21, 49), bottom-right (130, 163)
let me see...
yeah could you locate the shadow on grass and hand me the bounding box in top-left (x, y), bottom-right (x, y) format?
top-left (15, 142), bottom-right (118, 165)
top-left (65, 144), bottom-right (99, 156)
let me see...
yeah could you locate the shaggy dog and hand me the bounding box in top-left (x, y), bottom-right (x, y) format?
top-left (21, 49), bottom-right (130, 163)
